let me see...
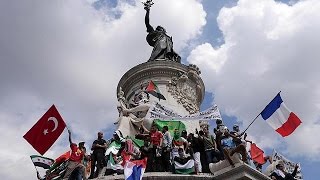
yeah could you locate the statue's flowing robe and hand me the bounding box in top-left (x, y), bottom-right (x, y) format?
top-left (116, 115), bottom-right (143, 138)
top-left (146, 31), bottom-right (174, 61)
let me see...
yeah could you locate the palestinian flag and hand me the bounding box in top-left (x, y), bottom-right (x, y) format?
top-left (30, 155), bottom-right (54, 169)
top-left (174, 159), bottom-right (195, 174)
top-left (145, 80), bottom-right (166, 100)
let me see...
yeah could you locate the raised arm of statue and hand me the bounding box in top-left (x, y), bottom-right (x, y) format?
top-left (144, 7), bottom-right (154, 33)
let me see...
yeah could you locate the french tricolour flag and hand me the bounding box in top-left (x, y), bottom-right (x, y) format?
top-left (122, 152), bottom-right (147, 180)
top-left (261, 93), bottom-right (302, 137)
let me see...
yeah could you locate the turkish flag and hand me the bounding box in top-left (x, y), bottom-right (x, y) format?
top-left (250, 143), bottom-right (266, 165)
top-left (23, 105), bottom-right (66, 155)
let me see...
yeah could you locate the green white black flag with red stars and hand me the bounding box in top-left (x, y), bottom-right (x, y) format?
top-left (30, 155), bottom-right (54, 169)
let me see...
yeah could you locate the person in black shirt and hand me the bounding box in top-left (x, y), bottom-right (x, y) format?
top-left (89, 132), bottom-right (107, 179)
top-left (140, 137), bottom-right (153, 172)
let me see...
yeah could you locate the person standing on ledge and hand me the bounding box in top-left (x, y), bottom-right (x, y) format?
top-left (62, 129), bottom-right (88, 180)
top-left (144, 1), bottom-right (181, 63)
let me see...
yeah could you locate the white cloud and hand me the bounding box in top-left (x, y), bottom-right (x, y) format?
top-left (0, 0), bottom-right (206, 179)
top-left (188, 0), bottom-right (320, 160)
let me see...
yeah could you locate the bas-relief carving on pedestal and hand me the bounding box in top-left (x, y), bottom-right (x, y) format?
top-left (167, 64), bottom-right (202, 114)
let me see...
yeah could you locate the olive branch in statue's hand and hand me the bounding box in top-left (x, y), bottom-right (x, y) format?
top-left (142, 0), bottom-right (154, 10)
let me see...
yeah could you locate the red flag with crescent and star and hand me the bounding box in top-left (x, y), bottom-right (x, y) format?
top-left (23, 105), bottom-right (66, 155)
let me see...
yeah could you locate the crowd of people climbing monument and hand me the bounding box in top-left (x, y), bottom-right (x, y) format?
top-left (35, 118), bottom-right (300, 180)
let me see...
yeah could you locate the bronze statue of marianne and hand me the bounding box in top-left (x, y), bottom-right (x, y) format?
top-left (143, 0), bottom-right (181, 63)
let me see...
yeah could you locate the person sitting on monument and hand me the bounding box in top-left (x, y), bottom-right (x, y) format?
top-left (174, 148), bottom-right (193, 165)
top-left (230, 124), bottom-right (249, 146)
top-left (230, 124), bottom-right (241, 137)
top-left (144, 3), bottom-right (181, 62)
top-left (172, 129), bottom-right (194, 173)
top-left (172, 129), bottom-right (188, 156)
top-left (220, 129), bottom-right (248, 167)
top-left (172, 147), bottom-right (195, 174)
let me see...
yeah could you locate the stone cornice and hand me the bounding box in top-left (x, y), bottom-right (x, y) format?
top-left (117, 61), bottom-right (205, 109)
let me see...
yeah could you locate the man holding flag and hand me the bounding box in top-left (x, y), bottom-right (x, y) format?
top-left (62, 129), bottom-right (88, 180)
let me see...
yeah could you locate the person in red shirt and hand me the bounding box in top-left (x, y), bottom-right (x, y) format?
top-left (62, 129), bottom-right (88, 180)
top-left (148, 125), bottom-right (163, 171)
top-left (150, 125), bottom-right (163, 147)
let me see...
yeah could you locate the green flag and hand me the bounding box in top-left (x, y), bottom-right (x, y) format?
top-left (154, 119), bottom-right (186, 136)
top-left (127, 136), bottom-right (144, 148)
top-left (30, 155), bottom-right (54, 169)
top-left (105, 141), bottom-right (121, 155)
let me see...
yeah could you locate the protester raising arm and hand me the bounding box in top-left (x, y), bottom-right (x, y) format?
top-left (67, 129), bottom-right (73, 146)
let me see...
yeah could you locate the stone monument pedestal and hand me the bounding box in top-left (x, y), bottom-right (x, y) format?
top-left (116, 61), bottom-right (205, 135)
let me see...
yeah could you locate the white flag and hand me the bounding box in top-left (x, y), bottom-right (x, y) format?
top-left (146, 102), bottom-right (222, 121)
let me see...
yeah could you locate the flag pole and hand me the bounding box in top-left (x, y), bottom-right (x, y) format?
top-left (241, 113), bottom-right (261, 135)
top-left (241, 91), bottom-right (282, 135)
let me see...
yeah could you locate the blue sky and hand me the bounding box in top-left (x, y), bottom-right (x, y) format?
top-left (0, 0), bottom-right (319, 179)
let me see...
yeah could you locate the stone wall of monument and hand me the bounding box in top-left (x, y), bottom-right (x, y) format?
top-left (117, 61), bottom-right (205, 116)
top-left (117, 61), bottom-right (205, 133)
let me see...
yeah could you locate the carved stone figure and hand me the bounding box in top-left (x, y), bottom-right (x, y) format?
top-left (166, 64), bottom-right (203, 114)
top-left (167, 74), bottom-right (199, 114)
top-left (115, 87), bottom-right (152, 137)
top-left (144, 1), bottom-right (181, 63)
